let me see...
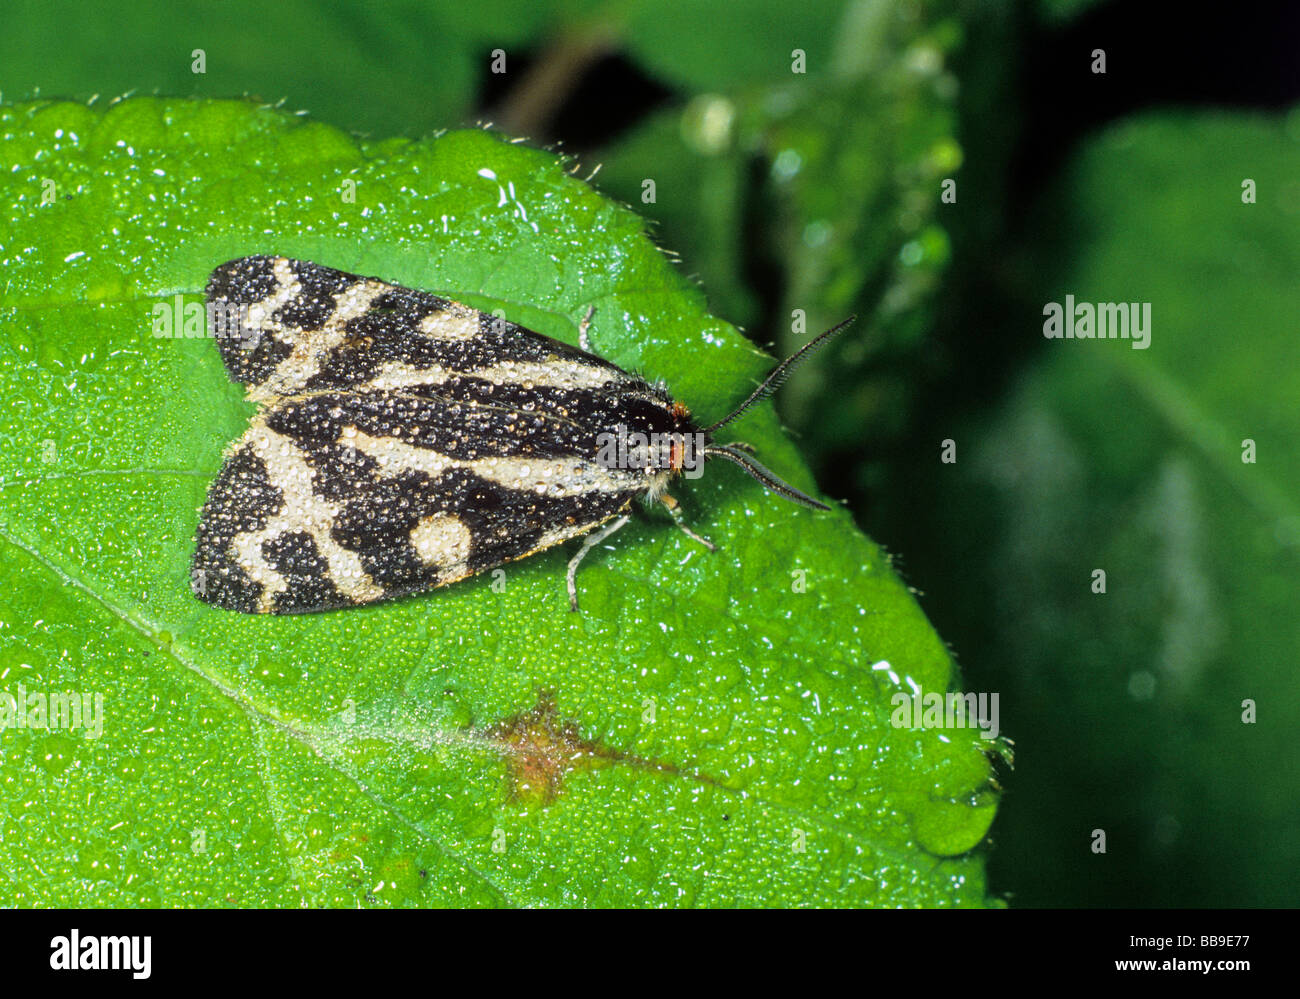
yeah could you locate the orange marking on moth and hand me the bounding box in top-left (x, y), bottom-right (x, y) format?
top-left (669, 437), bottom-right (685, 472)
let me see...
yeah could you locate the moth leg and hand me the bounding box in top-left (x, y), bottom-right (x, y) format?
top-left (723, 441), bottom-right (757, 454)
top-left (567, 513), bottom-right (630, 612)
top-left (578, 304), bottom-right (596, 352)
top-left (659, 494), bottom-right (717, 552)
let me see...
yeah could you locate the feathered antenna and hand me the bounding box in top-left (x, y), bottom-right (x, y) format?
top-left (704, 315), bottom-right (856, 436)
top-left (704, 444), bottom-right (830, 510)
top-left (700, 315), bottom-right (856, 510)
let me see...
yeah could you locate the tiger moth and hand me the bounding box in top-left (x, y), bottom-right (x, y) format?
top-left (190, 255), bottom-right (851, 613)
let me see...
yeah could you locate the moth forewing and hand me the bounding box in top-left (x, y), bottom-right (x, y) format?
top-left (191, 256), bottom-right (848, 613)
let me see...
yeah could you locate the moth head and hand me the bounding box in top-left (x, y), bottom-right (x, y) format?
top-left (698, 316), bottom-right (857, 511)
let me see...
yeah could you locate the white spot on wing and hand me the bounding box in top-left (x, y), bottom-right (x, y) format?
top-left (348, 429), bottom-right (650, 496)
top-left (469, 358), bottom-right (619, 391)
top-left (534, 517), bottom-right (615, 551)
top-left (418, 304), bottom-right (479, 340)
top-left (410, 513), bottom-right (472, 580)
top-left (363, 356), bottom-right (621, 393)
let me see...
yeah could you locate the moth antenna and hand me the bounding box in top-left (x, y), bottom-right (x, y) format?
top-left (705, 445), bottom-right (830, 511)
top-left (704, 315), bottom-right (856, 435)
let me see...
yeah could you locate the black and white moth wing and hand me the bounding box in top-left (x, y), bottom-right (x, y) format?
top-left (191, 388), bottom-right (649, 613)
top-left (205, 255), bottom-right (644, 402)
top-left (193, 255), bottom-right (692, 613)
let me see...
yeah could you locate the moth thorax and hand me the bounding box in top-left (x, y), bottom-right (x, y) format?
top-left (594, 423), bottom-right (704, 475)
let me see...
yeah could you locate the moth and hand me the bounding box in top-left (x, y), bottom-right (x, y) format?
top-left (190, 256), bottom-right (851, 613)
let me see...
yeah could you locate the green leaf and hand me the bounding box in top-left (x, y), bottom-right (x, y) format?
top-left (0, 97), bottom-right (996, 907)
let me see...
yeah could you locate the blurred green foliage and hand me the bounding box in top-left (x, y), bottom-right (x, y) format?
top-left (895, 112), bottom-right (1300, 907)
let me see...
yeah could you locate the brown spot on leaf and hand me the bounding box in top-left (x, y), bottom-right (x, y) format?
top-left (481, 690), bottom-right (708, 806)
